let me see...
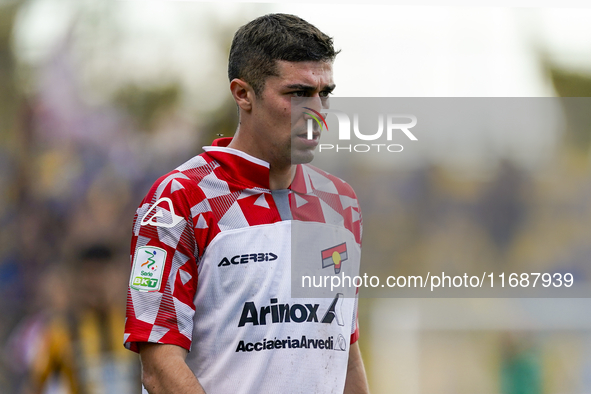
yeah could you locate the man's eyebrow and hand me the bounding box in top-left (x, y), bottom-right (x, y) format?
top-left (285, 83), bottom-right (336, 91)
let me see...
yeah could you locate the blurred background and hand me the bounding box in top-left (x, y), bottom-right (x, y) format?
top-left (1, 0), bottom-right (591, 393)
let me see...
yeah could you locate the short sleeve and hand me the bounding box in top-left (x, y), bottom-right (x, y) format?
top-left (124, 173), bottom-right (199, 353)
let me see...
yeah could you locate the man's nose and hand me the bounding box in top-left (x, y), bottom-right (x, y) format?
top-left (301, 97), bottom-right (325, 119)
top-left (307, 95), bottom-right (326, 111)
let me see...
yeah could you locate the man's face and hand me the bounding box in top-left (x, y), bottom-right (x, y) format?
top-left (251, 60), bottom-right (334, 169)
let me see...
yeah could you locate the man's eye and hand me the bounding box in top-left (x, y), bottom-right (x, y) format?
top-left (319, 91), bottom-right (332, 98)
top-left (292, 91), bottom-right (305, 97)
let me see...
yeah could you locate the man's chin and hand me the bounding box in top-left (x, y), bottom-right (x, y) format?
top-left (291, 150), bottom-right (315, 165)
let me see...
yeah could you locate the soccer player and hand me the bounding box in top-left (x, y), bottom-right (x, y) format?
top-left (124, 13), bottom-right (369, 394)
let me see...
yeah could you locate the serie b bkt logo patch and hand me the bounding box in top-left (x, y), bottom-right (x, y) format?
top-left (130, 246), bottom-right (167, 292)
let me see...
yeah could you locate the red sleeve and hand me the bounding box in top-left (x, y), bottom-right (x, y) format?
top-left (351, 324), bottom-right (359, 344)
top-left (351, 190), bottom-right (362, 344)
top-left (124, 173), bottom-right (200, 353)
top-left (350, 287), bottom-right (360, 344)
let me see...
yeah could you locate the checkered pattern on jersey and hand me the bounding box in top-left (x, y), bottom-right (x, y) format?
top-left (125, 144), bottom-right (283, 352)
top-left (124, 138), bottom-right (362, 352)
top-left (290, 164), bottom-right (362, 247)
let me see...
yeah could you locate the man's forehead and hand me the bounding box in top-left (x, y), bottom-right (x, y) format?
top-left (274, 60), bottom-right (334, 86)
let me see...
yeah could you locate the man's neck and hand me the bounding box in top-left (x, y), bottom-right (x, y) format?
top-left (269, 165), bottom-right (296, 190)
top-left (227, 129), bottom-right (295, 190)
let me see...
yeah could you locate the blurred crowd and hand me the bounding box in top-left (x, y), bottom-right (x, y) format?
top-left (0, 4), bottom-right (206, 392)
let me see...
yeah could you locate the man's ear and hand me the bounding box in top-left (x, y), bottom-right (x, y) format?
top-left (230, 79), bottom-right (254, 112)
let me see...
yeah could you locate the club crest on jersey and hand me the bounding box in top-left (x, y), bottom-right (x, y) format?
top-left (130, 246), bottom-right (166, 292)
top-left (321, 243), bottom-right (348, 274)
top-left (141, 197), bottom-right (184, 228)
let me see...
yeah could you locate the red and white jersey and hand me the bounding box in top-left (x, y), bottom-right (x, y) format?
top-left (124, 138), bottom-right (362, 394)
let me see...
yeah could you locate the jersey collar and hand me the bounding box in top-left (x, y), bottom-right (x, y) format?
top-left (202, 137), bottom-right (271, 189)
top-left (203, 137), bottom-right (309, 193)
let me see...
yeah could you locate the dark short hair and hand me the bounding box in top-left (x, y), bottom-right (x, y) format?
top-left (228, 13), bottom-right (339, 96)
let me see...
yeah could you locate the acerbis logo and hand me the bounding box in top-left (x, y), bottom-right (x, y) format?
top-left (141, 197), bottom-right (184, 228)
top-left (306, 109), bottom-right (417, 153)
top-left (238, 294), bottom-right (344, 327)
top-left (322, 243), bottom-right (348, 274)
top-left (218, 252), bottom-right (278, 267)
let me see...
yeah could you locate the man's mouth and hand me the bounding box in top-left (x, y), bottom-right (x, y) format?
top-left (293, 128), bottom-right (321, 149)
top-left (296, 130), bottom-right (320, 140)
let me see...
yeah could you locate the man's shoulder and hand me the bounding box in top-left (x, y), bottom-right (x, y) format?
top-left (145, 152), bottom-right (222, 199)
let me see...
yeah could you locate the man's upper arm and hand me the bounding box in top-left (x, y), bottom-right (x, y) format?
top-left (124, 173), bottom-right (201, 353)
